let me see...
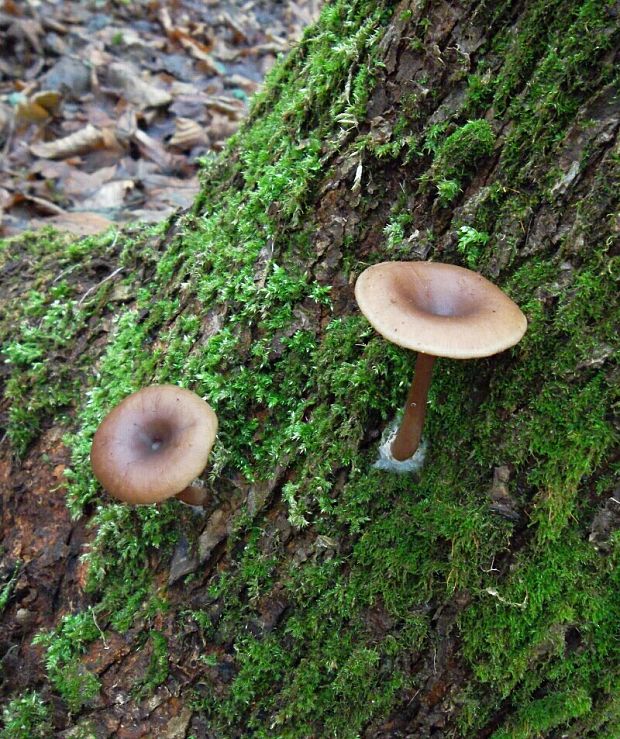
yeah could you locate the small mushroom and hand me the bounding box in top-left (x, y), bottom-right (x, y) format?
top-left (355, 261), bottom-right (526, 464)
top-left (90, 385), bottom-right (218, 505)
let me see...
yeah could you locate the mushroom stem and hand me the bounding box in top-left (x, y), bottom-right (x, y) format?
top-left (175, 485), bottom-right (209, 507)
top-left (391, 352), bottom-right (436, 461)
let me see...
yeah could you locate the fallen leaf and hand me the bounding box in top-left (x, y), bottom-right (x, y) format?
top-left (0, 102), bottom-right (13, 138)
top-left (29, 159), bottom-right (72, 179)
top-left (107, 62), bottom-right (172, 109)
top-left (40, 57), bottom-right (91, 99)
top-left (204, 95), bottom-right (245, 119)
top-left (133, 129), bottom-right (185, 172)
top-left (16, 90), bottom-right (63, 124)
top-left (79, 180), bottom-right (134, 211)
top-left (7, 17), bottom-right (43, 53)
top-left (30, 211), bottom-right (113, 236)
top-left (115, 109), bottom-right (138, 146)
top-left (19, 193), bottom-right (66, 215)
top-left (207, 112), bottom-right (240, 146)
top-left (62, 165), bottom-right (118, 197)
top-left (158, 8), bottom-right (221, 75)
top-left (16, 101), bottom-right (49, 124)
top-left (228, 73), bottom-right (260, 94)
top-left (30, 124), bottom-right (106, 159)
top-left (169, 117), bottom-right (208, 150)
top-left (32, 90), bottom-right (63, 115)
top-left (0, 187), bottom-right (14, 227)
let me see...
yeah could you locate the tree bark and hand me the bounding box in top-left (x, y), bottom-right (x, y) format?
top-left (1, 1), bottom-right (619, 737)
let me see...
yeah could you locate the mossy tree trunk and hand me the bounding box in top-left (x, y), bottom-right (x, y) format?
top-left (1, 1), bottom-right (619, 737)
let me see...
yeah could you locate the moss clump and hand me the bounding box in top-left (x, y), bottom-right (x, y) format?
top-left (32, 610), bottom-right (102, 714)
top-left (0, 225), bottom-right (161, 455)
top-left (491, 687), bottom-right (592, 738)
top-left (493, 0), bottom-right (618, 181)
top-left (421, 118), bottom-right (495, 205)
top-left (133, 631), bottom-right (169, 699)
top-left (433, 119), bottom-right (496, 183)
top-left (0, 692), bottom-right (51, 739)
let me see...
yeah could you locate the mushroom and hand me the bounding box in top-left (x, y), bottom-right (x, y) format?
top-left (355, 261), bottom-right (526, 464)
top-left (90, 385), bottom-right (218, 505)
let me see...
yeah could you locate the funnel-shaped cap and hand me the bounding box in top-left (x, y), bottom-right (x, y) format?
top-left (90, 385), bottom-right (218, 504)
top-left (355, 261), bottom-right (526, 359)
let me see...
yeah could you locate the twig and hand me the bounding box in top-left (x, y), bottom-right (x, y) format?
top-left (91, 610), bottom-right (109, 650)
top-left (485, 587), bottom-right (528, 609)
top-left (52, 262), bottom-right (81, 284)
top-left (77, 266), bottom-right (123, 306)
top-left (481, 556), bottom-right (499, 574)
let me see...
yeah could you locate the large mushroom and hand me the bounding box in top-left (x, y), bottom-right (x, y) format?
top-left (355, 261), bottom-right (526, 465)
top-left (90, 385), bottom-right (218, 505)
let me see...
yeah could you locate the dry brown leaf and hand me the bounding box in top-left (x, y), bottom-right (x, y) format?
top-left (0, 102), bottom-right (12, 136)
top-left (157, 6), bottom-right (174, 34)
top-left (207, 112), bottom-right (240, 145)
top-left (148, 185), bottom-right (197, 209)
top-left (204, 95), bottom-right (245, 118)
top-left (133, 129), bottom-right (179, 171)
top-left (158, 8), bottom-right (221, 75)
top-left (228, 73), bottom-right (260, 94)
top-left (219, 11), bottom-right (249, 43)
top-left (31, 211), bottom-right (113, 236)
top-left (30, 124), bottom-right (105, 159)
top-left (61, 165), bottom-right (118, 197)
top-left (169, 117), bottom-right (208, 150)
top-left (16, 90), bottom-right (63, 125)
top-left (127, 207), bottom-right (176, 223)
top-left (177, 35), bottom-right (221, 74)
top-left (29, 159), bottom-right (71, 179)
top-left (16, 100), bottom-right (50, 125)
top-left (7, 17), bottom-right (43, 53)
top-left (79, 180), bottom-right (134, 211)
top-left (0, 187), bottom-right (14, 227)
top-left (32, 90), bottom-right (63, 115)
top-left (107, 62), bottom-right (172, 109)
top-left (40, 15), bottom-right (69, 35)
top-left (100, 127), bottom-right (121, 151)
top-left (21, 193), bottom-right (66, 215)
top-left (115, 109), bottom-right (138, 145)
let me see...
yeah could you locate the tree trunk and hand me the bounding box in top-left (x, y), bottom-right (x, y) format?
top-left (1, 1), bottom-right (619, 737)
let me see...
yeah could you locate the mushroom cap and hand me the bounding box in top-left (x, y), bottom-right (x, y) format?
top-left (355, 261), bottom-right (527, 359)
top-left (90, 385), bottom-right (218, 504)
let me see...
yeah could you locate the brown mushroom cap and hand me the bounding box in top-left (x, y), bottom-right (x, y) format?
top-left (355, 261), bottom-right (527, 359)
top-left (90, 385), bottom-right (218, 505)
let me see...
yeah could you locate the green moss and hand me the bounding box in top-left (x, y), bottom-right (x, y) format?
top-left (495, 0), bottom-right (618, 180)
top-left (491, 688), bottom-right (592, 738)
top-left (433, 119), bottom-right (495, 181)
top-left (456, 225), bottom-right (490, 268)
top-left (424, 119), bottom-right (495, 204)
top-left (133, 631), bottom-right (169, 699)
top-left (0, 692), bottom-right (51, 739)
top-left (0, 563), bottom-right (19, 614)
top-left (32, 610), bottom-right (102, 713)
top-left (0, 226), bottom-right (158, 456)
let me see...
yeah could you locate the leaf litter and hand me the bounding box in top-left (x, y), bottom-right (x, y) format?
top-left (0, 0), bottom-right (320, 236)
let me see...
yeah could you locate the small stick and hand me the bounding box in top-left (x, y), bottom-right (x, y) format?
top-left (77, 266), bottom-right (123, 306)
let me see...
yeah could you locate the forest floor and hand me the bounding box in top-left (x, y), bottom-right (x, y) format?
top-left (0, 0), bottom-right (319, 237)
